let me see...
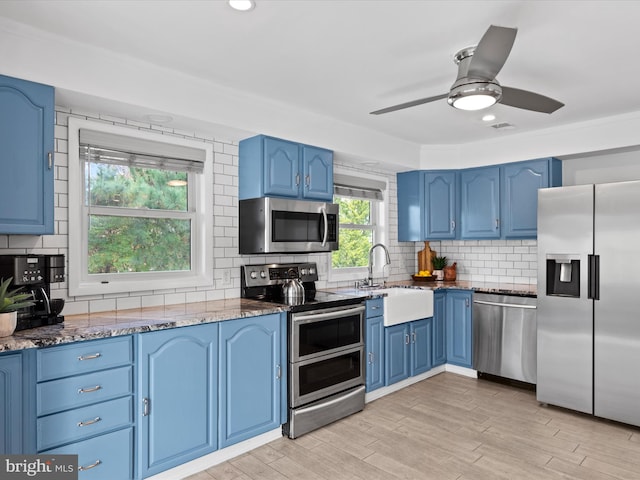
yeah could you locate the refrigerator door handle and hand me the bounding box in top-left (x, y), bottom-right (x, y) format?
top-left (588, 254), bottom-right (600, 300)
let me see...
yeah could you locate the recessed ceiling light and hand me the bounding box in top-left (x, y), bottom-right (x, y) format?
top-left (482, 114), bottom-right (496, 122)
top-left (228, 0), bottom-right (255, 11)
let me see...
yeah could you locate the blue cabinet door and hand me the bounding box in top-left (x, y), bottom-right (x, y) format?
top-left (502, 158), bottom-right (561, 238)
top-left (138, 323), bottom-right (218, 478)
top-left (302, 145), bottom-right (333, 201)
top-left (397, 171), bottom-right (423, 241)
top-left (460, 166), bottom-right (500, 239)
top-left (410, 318), bottom-right (433, 376)
top-left (0, 74), bottom-right (54, 234)
top-left (424, 171), bottom-right (458, 239)
top-left (446, 290), bottom-right (473, 368)
top-left (218, 314), bottom-right (283, 448)
top-left (385, 324), bottom-right (410, 385)
top-left (0, 353), bottom-right (22, 454)
top-left (365, 314), bottom-right (385, 392)
top-left (264, 137), bottom-right (300, 198)
top-left (432, 291), bottom-right (447, 367)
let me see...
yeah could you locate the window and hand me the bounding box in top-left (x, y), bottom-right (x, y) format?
top-left (68, 118), bottom-right (213, 296)
top-left (330, 172), bottom-right (387, 281)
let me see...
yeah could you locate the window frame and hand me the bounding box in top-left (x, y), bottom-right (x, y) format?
top-left (328, 170), bottom-right (388, 284)
top-left (68, 117), bottom-right (214, 296)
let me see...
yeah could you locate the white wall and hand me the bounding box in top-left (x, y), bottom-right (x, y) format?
top-left (562, 148), bottom-right (640, 186)
top-left (0, 107), bottom-right (412, 315)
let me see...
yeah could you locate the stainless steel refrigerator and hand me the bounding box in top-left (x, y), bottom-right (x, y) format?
top-left (537, 181), bottom-right (640, 427)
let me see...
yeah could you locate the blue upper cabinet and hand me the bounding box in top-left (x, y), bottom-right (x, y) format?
top-left (460, 166), bottom-right (501, 239)
top-left (501, 158), bottom-right (562, 238)
top-left (239, 135), bottom-right (333, 201)
top-left (0, 74), bottom-right (55, 234)
top-left (424, 171), bottom-right (457, 239)
top-left (301, 145), bottom-right (333, 200)
top-left (397, 170), bottom-right (458, 241)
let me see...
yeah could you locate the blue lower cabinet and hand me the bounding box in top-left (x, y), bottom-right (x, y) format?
top-left (43, 427), bottom-right (134, 480)
top-left (433, 291), bottom-right (447, 367)
top-left (365, 314), bottom-right (385, 392)
top-left (137, 323), bottom-right (219, 478)
top-left (218, 313), bottom-right (285, 448)
top-left (385, 318), bottom-right (433, 386)
top-left (0, 352), bottom-right (23, 454)
top-left (446, 290), bottom-right (473, 368)
top-left (411, 318), bottom-right (433, 376)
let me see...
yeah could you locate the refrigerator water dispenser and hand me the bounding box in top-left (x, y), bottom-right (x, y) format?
top-left (546, 255), bottom-right (580, 297)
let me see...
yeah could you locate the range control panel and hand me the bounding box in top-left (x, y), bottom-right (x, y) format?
top-left (242, 262), bottom-right (319, 287)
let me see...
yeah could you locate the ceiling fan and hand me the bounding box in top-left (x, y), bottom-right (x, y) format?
top-left (370, 25), bottom-right (564, 115)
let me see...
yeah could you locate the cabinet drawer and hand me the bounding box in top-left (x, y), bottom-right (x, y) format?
top-left (37, 396), bottom-right (132, 451)
top-left (37, 366), bottom-right (133, 416)
top-left (43, 427), bottom-right (133, 480)
top-left (37, 337), bottom-right (132, 381)
top-left (366, 298), bottom-right (384, 318)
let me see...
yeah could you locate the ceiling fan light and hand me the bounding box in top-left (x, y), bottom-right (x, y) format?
top-left (453, 94), bottom-right (497, 111)
top-left (448, 82), bottom-right (502, 111)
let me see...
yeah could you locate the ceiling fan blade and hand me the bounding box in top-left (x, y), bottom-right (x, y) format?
top-left (500, 86), bottom-right (564, 114)
top-left (467, 25), bottom-right (517, 80)
top-left (370, 93), bottom-right (448, 115)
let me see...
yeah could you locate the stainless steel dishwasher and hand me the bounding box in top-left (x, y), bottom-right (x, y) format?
top-left (472, 293), bottom-right (537, 384)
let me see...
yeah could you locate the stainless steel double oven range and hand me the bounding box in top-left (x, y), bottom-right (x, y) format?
top-left (241, 262), bottom-right (365, 439)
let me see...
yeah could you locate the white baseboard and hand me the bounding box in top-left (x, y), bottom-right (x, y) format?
top-left (365, 363), bottom-right (477, 403)
top-left (145, 429), bottom-right (282, 480)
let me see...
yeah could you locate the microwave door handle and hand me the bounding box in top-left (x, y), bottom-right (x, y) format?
top-left (321, 206), bottom-right (328, 247)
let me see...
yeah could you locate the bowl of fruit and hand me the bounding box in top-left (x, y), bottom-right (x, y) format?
top-left (412, 270), bottom-right (436, 282)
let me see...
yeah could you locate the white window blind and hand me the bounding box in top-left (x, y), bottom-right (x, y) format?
top-left (79, 129), bottom-right (205, 173)
top-left (334, 173), bottom-right (385, 201)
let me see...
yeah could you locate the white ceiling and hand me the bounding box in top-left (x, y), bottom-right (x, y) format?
top-left (1, 0), bottom-right (640, 148)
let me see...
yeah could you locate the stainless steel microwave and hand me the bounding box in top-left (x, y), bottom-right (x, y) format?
top-left (239, 197), bottom-right (339, 254)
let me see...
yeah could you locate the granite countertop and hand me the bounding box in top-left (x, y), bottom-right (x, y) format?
top-left (333, 279), bottom-right (537, 297)
top-left (0, 298), bottom-right (287, 353)
top-left (0, 279), bottom-right (534, 353)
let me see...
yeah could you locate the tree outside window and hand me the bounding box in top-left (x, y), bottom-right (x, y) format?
top-left (332, 196), bottom-right (376, 269)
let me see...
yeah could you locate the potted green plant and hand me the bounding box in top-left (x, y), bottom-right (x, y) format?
top-left (432, 256), bottom-right (448, 281)
top-left (0, 277), bottom-right (35, 337)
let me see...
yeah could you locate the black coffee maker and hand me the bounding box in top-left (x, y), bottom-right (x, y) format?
top-left (0, 254), bottom-right (65, 331)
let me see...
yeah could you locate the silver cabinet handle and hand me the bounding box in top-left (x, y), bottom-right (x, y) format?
top-left (78, 353), bottom-right (101, 361)
top-left (451, 220), bottom-right (456, 231)
top-left (78, 385), bottom-right (102, 394)
top-left (305, 174), bottom-right (310, 187)
top-left (143, 397), bottom-right (150, 416)
top-left (371, 305), bottom-right (380, 310)
top-left (48, 152), bottom-right (53, 169)
top-left (276, 364), bottom-right (282, 379)
top-left (368, 352), bottom-right (374, 364)
top-left (295, 173), bottom-right (300, 186)
top-left (465, 298), bottom-right (470, 308)
top-left (405, 334), bottom-right (410, 345)
top-left (495, 218), bottom-right (500, 229)
top-left (77, 416), bottom-right (101, 427)
top-left (411, 332), bottom-right (416, 343)
top-left (78, 460), bottom-right (101, 471)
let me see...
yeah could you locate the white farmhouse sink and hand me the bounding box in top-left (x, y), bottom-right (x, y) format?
top-left (375, 288), bottom-right (434, 326)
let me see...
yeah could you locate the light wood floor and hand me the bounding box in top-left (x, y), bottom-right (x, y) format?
top-left (187, 373), bottom-right (640, 480)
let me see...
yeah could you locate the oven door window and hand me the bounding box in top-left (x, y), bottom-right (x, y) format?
top-left (297, 312), bottom-right (361, 358)
top-left (272, 211), bottom-right (336, 243)
top-left (297, 349), bottom-right (362, 399)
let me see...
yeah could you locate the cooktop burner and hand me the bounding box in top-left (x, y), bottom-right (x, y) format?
top-left (240, 262), bottom-right (364, 312)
